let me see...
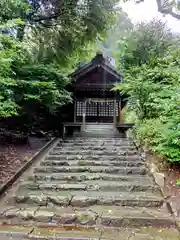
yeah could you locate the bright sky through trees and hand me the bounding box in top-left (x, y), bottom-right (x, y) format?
top-left (120, 0), bottom-right (180, 32)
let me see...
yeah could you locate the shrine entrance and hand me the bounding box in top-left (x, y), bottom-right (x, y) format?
top-left (63, 53), bottom-right (133, 137)
top-left (76, 99), bottom-right (119, 123)
top-left (69, 52), bottom-right (127, 125)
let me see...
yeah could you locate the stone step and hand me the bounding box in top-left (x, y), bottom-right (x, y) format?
top-left (4, 226), bottom-right (180, 240)
top-left (84, 126), bottom-right (115, 129)
top-left (40, 160), bottom-right (144, 167)
top-left (0, 136), bottom-right (174, 237)
top-left (23, 227), bottom-right (180, 240)
top-left (85, 129), bottom-right (115, 132)
top-left (56, 145), bottom-right (136, 151)
top-left (83, 129), bottom-right (115, 132)
top-left (13, 190), bottom-right (163, 207)
top-left (85, 124), bottom-right (114, 128)
top-left (83, 127), bottom-right (120, 130)
top-left (62, 139), bottom-right (131, 144)
top-left (33, 166), bottom-right (147, 175)
top-left (83, 132), bottom-right (118, 135)
top-left (0, 205), bottom-right (174, 228)
top-left (83, 130), bottom-right (117, 133)
top-left (18, 180), bottom-right (159, 193)
top-left (0, 226), bottom-right (179, 240)
top-left (81, 133), bottom-right (121, 138)
top-left (50, 149), bottom-right (138, 156)
top-left (28, 172), bottom-right (152, 183)
top-left (59, 142), bottom-right (134, 147)
top-left (45, 155), bottom-right (141, 161)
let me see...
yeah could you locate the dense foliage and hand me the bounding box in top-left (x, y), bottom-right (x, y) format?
top-left (23, 0), bottom-right (118, 65)
top-left (114, 20), bottom-right (180, 163)
top-left (0, 0), bottom-right (118, 131)
top-left (0, 32), bottom-right (71, 118)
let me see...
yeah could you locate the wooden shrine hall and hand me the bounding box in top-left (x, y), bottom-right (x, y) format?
top-left (72, 53), bottom-right (125, 124)
top-left (63, 53), bottom-right (132, 136)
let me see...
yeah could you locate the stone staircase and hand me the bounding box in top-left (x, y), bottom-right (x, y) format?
top-left (82, 124), bottom-right (121, 137)
top-left (0, 134), bottom-right (179, 239)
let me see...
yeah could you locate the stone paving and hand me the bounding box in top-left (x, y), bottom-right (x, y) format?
top-left (0, 126), bottom-right (179, 239)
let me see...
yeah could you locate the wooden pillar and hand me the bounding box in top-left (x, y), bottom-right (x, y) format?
top-left (82, 99), bottom-right (87, 130)
top-left (74, 96), bottom-right (76, 123)
top-left (119, 97), bottom-right (122, 124)
top-left (63, 125), bottom-right (66, 139)
top-left (113, 99), bottom-right (116, 126)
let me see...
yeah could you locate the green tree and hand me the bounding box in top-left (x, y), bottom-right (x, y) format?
top-left (0, 32), bottom-right (21, 118)
top-left (114, 19), bottom-right (180, 162)
top-left (0, 32), bottom-right (71, 119)
top-left (22, 0), bottom-right (119, 65)
top-left (117, 19), bottom-right (173, 71)
top-left (0, 0), bottom-right (119, 65)
top-left (0, 0), bottom-right (118, 127)
top-left (0, 1), bottom-right (71, 120)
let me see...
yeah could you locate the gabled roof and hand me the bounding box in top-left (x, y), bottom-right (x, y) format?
top-left (71, 53), bottom-right (122, 82)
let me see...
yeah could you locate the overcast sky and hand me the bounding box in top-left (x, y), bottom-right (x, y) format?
top-left (120, 0), bottom-right (180, 32)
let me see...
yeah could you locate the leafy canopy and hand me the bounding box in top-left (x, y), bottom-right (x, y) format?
top-left (0, 0), bottom-right (119, 127)
top-left (114, 19), bottom-right (180, 162)
top-left (23, 0), bottom-right (119, 65)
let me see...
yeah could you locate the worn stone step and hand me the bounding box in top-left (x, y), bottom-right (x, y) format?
top-left (28, 172), bottom-right (152, 183)
top-left (56, 144), bottom-right (136, 150)
top-left (18, 180), bottom-right (159, 193)
top-left (0, 205), bottom-right (174, 228)
top-left (0, 135), bottom-right (174, 238)
top-left (45, 154), bottom-right (141, 161)
top-left (62, 139), bottom-right (131, 144)
top-left (0, 225), bottom-right (179, 240)
top-left (33, 166), bottom-right (147, 175)
top-left (85, 124), bottom-right (114, 128)
top-left (82, 130), bottom-right (117, 134)
top-left (13, 190), bottom-right (163, 208)
top-left (40, 160), bottom-right (144, 167)
top-left (0, 226), bottom-right (122, 240)
top-left (82, 131), bottom-right (119, 134)
top-left (55, 146), bottom-right (137, 152)
top-left (84, 128), bottom-right (115, 131)
top-left (60, 142), bottom-right (134, 147)
top-left (85, 127), bottom-right (115, 131)
top-left (58, 139), bottom-right (133, 144)
top-left (53, 146), bottom-right (137, 153)
top-left (50, 150), bottom-right (138, 156)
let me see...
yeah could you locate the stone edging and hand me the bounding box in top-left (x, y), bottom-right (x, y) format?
top-left (0, 137), bottom-right (58, 198)
top-left (128, 134), bottom-right (180, 232)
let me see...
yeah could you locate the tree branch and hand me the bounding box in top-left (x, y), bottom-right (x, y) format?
top-left (29, 13), bottom-right (60, 23)
top-left (156, 0), bottom-right (180, 19)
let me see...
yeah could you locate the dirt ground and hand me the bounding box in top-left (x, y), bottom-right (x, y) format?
top-left (0, 137), bottom-right (48, 186)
